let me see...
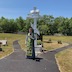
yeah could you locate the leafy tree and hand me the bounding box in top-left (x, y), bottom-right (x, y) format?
top-left (0, 15), bottom-right (72, 36)
top-left (16, 16), bottom-right (25, 31)
top-left (25, 18), bottom-right (33, 32)
top-left (9, 19), bottom-right (18, 33)
top-left (0, 27), bottom-right (3, 33)
top-left (38, 25), bottom-right (49, 35)
top-left (0, 18), bottom-right (18, 33)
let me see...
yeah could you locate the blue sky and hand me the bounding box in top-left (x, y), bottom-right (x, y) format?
top-left (0, 0), bottom-right (72, 19)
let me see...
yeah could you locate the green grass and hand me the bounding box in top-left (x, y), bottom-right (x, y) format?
top-left (43, 42), bottom-right (68, 51)
top-left (43, 36), bottom-right (69, 51)
top-left (43, 36), bottom-right (72, 43)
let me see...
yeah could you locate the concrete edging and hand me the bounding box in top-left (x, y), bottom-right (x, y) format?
top-left (55, 56), bottom-right (61, 72)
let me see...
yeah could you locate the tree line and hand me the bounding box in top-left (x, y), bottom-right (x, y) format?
top-left (0, 15), bottom-right (72, 36)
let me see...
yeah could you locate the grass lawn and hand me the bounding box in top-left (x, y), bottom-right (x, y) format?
top-left (43, 42), bottom-right (68, 51)
top-left (56, 48), bottom-right (72, 72)
top-left (43, 36), bottom-right (72, 43)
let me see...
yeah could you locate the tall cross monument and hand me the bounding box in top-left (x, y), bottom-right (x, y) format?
top-left (28, 7), bottom-right (40, 48)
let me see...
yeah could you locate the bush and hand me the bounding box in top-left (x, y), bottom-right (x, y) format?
top-left (57, 40), bottom-right (62, 44)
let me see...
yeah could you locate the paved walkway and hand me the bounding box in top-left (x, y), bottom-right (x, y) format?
top-left (40, 44), bottom-right (72, 61)
top-left (0, 40), bottom-right (72, 72)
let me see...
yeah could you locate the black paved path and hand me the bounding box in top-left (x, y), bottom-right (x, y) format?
top-left (40, 44), bottom-right (72, 62)
top-left (0, 40), bottom-right (72, 72)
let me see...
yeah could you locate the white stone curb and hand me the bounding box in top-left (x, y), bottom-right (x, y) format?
top-left (0, 49), bottom-right (14, 60)
top-left (55, 56), bottom-right (61, 72)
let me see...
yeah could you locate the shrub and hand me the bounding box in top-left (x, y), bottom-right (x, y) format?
top-left (57, 40), bottom-right (62, 44)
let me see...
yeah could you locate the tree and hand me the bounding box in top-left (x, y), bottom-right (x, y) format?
top-left (0, 18), bottom-right (18, 33)
top-left (38, 25), bottom-right (49, 35)
top-left (58, 18), bottom-right (70, 35)
top-left (0, 27), bottom-right (3, 33)
top-left (9, 19), bottom-right (18, 33)
top-left (38, 15), bottom-right (54, 35)
top-left (16, 16), bottom-right (26, 31)
top-left (25, 18), bottom-right (33, 33)
top-left (0, 15), bottom-right (72, 36)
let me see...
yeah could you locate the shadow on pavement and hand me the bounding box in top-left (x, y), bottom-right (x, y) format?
top-left (26, 56), bottom-right (43, 62)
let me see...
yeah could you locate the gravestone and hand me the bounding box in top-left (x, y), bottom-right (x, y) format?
top-left (0, 40), bottom-right (7, 46)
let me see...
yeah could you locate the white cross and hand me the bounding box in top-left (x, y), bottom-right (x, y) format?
top-left (28, 7), bottom-right (40, 47)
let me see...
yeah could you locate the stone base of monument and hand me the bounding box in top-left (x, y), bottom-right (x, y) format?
top-left (35, 45), bottom-right (42, 56)
top-left (26, 45), bottom-right (43, 59)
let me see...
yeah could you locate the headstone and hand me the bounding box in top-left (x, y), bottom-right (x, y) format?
top-left (0, 40), bottom-right (7, 46)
